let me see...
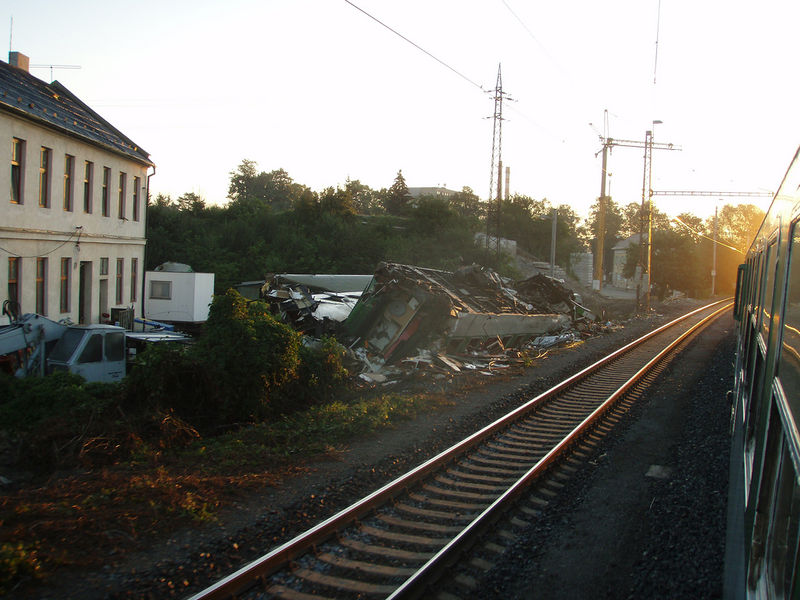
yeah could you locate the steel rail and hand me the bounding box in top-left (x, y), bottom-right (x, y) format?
top-left (188, 299), bottom-right (730, 600)
top-left (389, 301), bottom-right (732, 598)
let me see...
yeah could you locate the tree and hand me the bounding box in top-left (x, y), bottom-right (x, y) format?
top-left (318, 186), bottom-right (356, 217)
top-left (621, 201), bottom-right (671, 239)
top-left (227, 160), bottom-right (310, 214)
top-left (345, 178), bottom-right (382, 215)
top-left (587, 196), bottom-right (624, 279)
top-left (227, 159), bottom-right (259, 203)
top-left (176, 192), bottom-right (206, 214)
top-left (712, 203), bottom-right (765, 253)
top-left (449, 186), bottom-right (483, 220)
top-left (384, 170), bottom-right (411, 215)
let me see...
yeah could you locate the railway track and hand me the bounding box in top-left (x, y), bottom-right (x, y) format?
top-left (190, 300), bottom-right (731, 600)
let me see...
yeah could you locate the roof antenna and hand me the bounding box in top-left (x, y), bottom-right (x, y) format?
top-left (30, 63), bottom-right (81, 82)
top-left (9, 16), bottom-right (12, 53)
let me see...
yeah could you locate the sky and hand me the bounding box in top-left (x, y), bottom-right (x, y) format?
top-left (4, 0), bottom-right (799, 220)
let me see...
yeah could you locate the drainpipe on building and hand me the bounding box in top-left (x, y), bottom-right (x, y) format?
top-left (141, 165), bottom-right (156, 323)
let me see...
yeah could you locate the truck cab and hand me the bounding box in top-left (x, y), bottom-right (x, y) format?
top-left (48, 324), bottom-right (127, 383)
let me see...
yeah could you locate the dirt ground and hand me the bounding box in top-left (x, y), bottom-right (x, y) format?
top-left (19, 297), bottom-right (717, 599)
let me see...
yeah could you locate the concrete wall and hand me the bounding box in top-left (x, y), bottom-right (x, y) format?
top-left (1, 113), bottom-right (150, 325)
top-left (570, 252), bottom-right (593, 287)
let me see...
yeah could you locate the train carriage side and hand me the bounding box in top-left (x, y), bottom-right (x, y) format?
top-left (729, 145), bottom-right (800, 599)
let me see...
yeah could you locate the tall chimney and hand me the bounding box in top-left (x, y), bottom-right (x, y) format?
top-left (9, 51), bottom-right (30, 72)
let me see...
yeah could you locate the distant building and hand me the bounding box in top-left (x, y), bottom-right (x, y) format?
top-left (407, 186), bottom-right (458, 199)
top-left (0, 52), bottom-right (154, 326)
top-left (612, 234), bottom-right (641, 288)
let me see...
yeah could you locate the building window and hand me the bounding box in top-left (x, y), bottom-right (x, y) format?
top-left (60, 257), bottom-right (71, 313)
top-left (11, 138), bottom-right (25, 204)
top-left (115, 258), bottom-right (124, 304)
top-left (130, 258), bottom-right (137, 302)
top-left (83, 161), bottom-right (93, 213)
top-left (63, 154), bottom-right (74, 212)
top-left (150, 280), bottom-right (171, 300)
top-left (132, 176), bottom-right (141, 221)
top-left (36, 257), bottom-right (47, 315)
top-left (100, 257), bottom-right (109, 276)
top-left (8, 257), bottom-right (20, 309)
top-left (39, 147), bottom-right (52, 208)
top-left (118, 172), bottom-right (127, 219)
top-left (102, 167), bottom-right (110, 216)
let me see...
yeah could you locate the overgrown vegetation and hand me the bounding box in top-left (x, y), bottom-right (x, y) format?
top-left (0, 284), bottom-right (455, 591)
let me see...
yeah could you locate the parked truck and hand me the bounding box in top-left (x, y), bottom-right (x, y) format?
top-left (0, 312), bottom-right (127, 382)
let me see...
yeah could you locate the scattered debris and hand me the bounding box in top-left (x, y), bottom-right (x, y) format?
top-left (259, 274), bottom-right (368, 336)
top-left (249, 263), bottom-right (620, 385)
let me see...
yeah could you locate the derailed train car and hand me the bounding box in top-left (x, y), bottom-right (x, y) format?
top-left (729, 145), bottom-right (800, 598)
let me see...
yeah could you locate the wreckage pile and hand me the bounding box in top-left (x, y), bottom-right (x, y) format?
top-left (257, 263), bottom-right (604, 386)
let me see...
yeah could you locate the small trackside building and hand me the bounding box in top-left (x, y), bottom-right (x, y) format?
top-left (0, 51), bottom-right (155, 326)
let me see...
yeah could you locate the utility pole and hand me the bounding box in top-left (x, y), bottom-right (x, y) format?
top-left (550, 208), bottom-right (557, 278)
top-left (593, 140), bottom-right (609, 291)
top-left (712, 205), bottom-right (718, 296)
top-left (486, 64), bottom-right (511, 255)
top-left (593, 123), bottom-right (678, 295)
top-left (640, 129), bottom-right (654, 311)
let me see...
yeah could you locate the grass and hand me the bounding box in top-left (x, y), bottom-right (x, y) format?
top-left (0, 390), bottom-right (450, 593)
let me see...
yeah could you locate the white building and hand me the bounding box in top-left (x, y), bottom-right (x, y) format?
top-left (1, 52), bottom-right (154, 326)
top-left (145, 263), bottom-right (214, 324)
top-left (612, 233), bottom-right (642, 289)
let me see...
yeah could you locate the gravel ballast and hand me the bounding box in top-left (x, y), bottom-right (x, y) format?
top-left (478, 310), bottom-right (735, 599)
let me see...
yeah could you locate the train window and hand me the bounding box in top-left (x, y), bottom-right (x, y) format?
top-left (778, 222), bottom-right (800, 410)
top-left (734, 264), bottom-right (748, 321)
top-left (761, 241), bottom-right (778, 342)
top-left (754, 414), bottom-right (800, 598)
top-left (753, 251), bottom-right (765, 324)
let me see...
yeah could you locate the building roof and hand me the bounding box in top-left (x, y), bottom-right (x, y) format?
top-left (0, 57), bottom-right (153, 166)
top-left (612, 233), bottom-right (642, 251)
top-left (408, 186), bottom-right (458, 198)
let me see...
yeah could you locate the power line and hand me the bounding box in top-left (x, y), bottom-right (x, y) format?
top-left (653, 0), bottom-right (662, 84)
top-left (672, 216), bottom-right (744, 254)
top-left (342, 0), bottom-right (485, 92)
top-left (499, 0), bottom-right (561, 70)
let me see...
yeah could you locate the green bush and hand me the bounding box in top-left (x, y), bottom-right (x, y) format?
top-left (1, 290), bottom-right (353, 471)
top-left (124, 342), bottom-right (216, 424)
top-left (294, 336), bottom-right (349, 405)
top-left (0, 372), bottom-right (124, 470)
top-left (126, 290), bottom-right (348, 433)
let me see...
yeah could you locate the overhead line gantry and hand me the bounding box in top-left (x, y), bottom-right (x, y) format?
top-left (594, 130), bottom-right (680, 311)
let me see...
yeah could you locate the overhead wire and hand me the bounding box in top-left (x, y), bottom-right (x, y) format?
top-left (342, 0), bottom-right (486, 93)
top-left (0, 229), bottom-right (80, 258)
top-left (499, 0), bottom-right (562, 73)
top-left (672, 217), bottom-right (744, 254)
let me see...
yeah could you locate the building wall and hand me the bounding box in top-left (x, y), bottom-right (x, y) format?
top-left (1, 112), bottom-right (150, 325)
top-left (570, 253), bottom-right (594, 287)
